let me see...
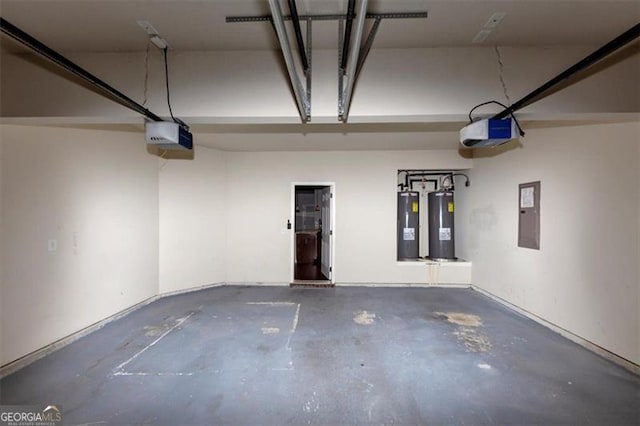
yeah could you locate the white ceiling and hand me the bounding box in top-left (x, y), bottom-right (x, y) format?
top-left (1, 1), bottom-right (638, 151)
top-left (1, 0), bottom-right (638, 53)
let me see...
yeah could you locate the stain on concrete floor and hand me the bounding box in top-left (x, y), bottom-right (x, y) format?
top-left (143, 326), bottom-right (166, 337)
top-left (435, 311), bottom-right (491, 352)
top-left (1, 286), bottom-right (638, 425)
top-left (435, 311), bottom-right (483, 327)
top-left (353, 310), bottom-right (376, 325)
top-left (453, 326), bottom-right (493, 352)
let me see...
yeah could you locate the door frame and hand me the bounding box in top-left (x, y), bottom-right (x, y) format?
top-left (290, 182), bottom-right (336, 283)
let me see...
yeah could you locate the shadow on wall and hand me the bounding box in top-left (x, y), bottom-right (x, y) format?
top-left (10, 52), bottom-right (113, 107)
top-left (459, 139), bottom-right (523, 159)
top-left (147, 144), bottom-right (195, 160)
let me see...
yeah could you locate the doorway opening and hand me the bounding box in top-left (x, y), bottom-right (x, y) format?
top-left (291, 184), bottom-right (334, 285)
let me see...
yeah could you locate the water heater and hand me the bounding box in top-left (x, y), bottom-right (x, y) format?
top-left (397, 191), bottom-right (420, 260)
top-left (428, 190), bottom-right (456, 260)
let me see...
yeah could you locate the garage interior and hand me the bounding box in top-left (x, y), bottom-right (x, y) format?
top-left (0, 0), bottom-right (639, 424)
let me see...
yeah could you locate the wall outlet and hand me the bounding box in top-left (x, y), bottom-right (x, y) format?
top-left (48, 239), bottom-right (58, 252)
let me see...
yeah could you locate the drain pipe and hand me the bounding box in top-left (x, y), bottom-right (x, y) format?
top-left (408, 178), bottom-right (439, 192)
top-left (440, 173), bottom-right (471, 190)
top-left (401, 171), bottom-right (456, 190)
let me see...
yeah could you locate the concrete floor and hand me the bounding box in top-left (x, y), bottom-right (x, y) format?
top-left (1, 286), bottom-right (638, 425)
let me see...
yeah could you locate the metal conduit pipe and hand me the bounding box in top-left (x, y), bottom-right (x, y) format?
top-left (440, 173), bottom-right (471, 190)
top-left (399, 171), bottom-right (455, 190)
top-left (407, 178), bottom-right (439, 192)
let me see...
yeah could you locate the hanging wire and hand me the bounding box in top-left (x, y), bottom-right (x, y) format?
top-left (163, 47), bottom-right (178, 124)
top-left (468, 100), bottom-right (525, 137)
top-left (141, 40), bottom-right (151, 106)
top-left (494, 45), bottom-right (512, 106)
top-left (468, 100), bottom-right (509, 123)
top-left (464, 46), bottom-right (525, 137)
top-left (162, 47), bottom-right (189, 129)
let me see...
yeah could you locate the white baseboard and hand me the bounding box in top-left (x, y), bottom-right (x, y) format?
top-left (4, 283), bottom-right (636, 378)
top-left (472, 285), bottom-right (639, 376)
top-left (0, 295), bottom-right (159, 378)
top-left (336, 282), bottom-right (471, 288)
top-left (224, 282), bottom-right (290, 287)
top-left (0, 281), bottom-right (280, 376)
top-left (159, 282), bottom-right (225, 298)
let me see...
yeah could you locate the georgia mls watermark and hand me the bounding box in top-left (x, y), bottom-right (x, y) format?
top-left (0, 405), bottom-right (62, 426)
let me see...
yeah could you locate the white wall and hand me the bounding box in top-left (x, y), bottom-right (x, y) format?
top-left (0, 126), bottom-right (473, 365)
top-left (353, 46), bottom-right (640, 117)
top-left (157, 143), bottom-right (474, 290)
top-left (224, 149), bottom-right (472, 284)
top-left (1, 40), bottom-right (637, 366)
top-left (457, 121), bottom-right (640, 364)
top-left (159, 146), bottom-right (227, 293)
top-left (2, 46), bottom-right (638, 121)
top-left (0, 125), bottom-right (159, 365)
top-left (157, 147), bottom-right (473, 287)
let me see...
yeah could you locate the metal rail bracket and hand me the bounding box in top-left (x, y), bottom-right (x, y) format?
top-left (229, 4), bottom-right (428, 123)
